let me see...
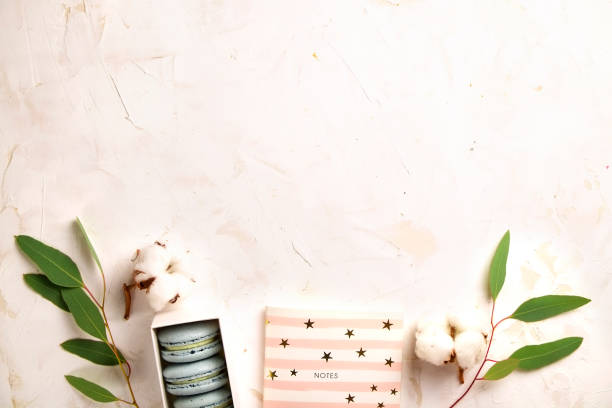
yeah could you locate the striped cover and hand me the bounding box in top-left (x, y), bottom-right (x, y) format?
top-left (263, 307), bottom-right (403, 408)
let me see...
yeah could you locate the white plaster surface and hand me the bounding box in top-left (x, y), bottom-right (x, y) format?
top-left (1, 0), bottom-right (611, 407)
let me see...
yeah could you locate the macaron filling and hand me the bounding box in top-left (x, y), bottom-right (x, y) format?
top-left (170, 369), bottom-right (225, 385)
top-left (166, 371), bottom-right (228, 396)
top-left (164, 334), bottom-right (219, 351)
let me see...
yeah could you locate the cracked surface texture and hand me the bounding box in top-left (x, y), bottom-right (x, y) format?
top-left (1, 0), bottom-right (611, 407)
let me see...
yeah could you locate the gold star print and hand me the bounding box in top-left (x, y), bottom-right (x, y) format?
top-left (279, 339), bottom-right (290, 348)
top-left (390, 388), bottom-right (398, 395)
top-left (345, 394), bottom-right (355, 403)
top-left (382, 319), bottom-right (393, 330)
top-left (322, 351), bottom-right (332, 362)
top-left (370, 384), bottom-right (378, 392)
top-left (268, 370), bottom-right (278, 380)
top-left (356, 347), bottom-right (366, 358)
top-left (290, 369), bottom-right (298, 376)
top-left (385, 357), bottom-right (394, 367)
top-left (304, 318), bottom-right (314, 328)
top-left (377, 403), bottom-right (385, 408)
top-left (344, 329), bottom-right (355, 338)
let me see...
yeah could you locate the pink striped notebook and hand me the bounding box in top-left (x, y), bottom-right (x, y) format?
top-left (263, 307), bottom-right (404, 408)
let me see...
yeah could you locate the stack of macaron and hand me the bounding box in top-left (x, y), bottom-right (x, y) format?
top-left (157, 320), bottom-right (233, 408)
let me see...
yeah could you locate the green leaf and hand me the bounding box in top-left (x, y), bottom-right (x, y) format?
top-left (75, 218), bottom-right (104, 274)
top-left (61, 288), bottom-right (107, 341)
top-left (511, 295), bottom-right (591, 322)
top-left (23, 274), bottom-right (69, 312)
top-left (61, 339), bottom-right (124, 366)
top-left (15, 235), bottom-right (83, 288)
top-left (483, 358), bottom-right (519, 380)
top-left (510, 337), bottom-right (583, 370)
top-left (65, 375), bottom-right (118, 403)
top-left (489, 230), bottom-right (510, 300)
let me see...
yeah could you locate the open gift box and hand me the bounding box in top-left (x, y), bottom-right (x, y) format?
top-left (151, 307), bottom-right (241, 407)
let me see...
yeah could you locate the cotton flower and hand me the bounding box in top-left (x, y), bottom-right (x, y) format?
top-left (415, 314), bottom-right (455, 366)
top-left (132, 242), bottom-right (170, 289)
top-left (454, 331), bottom-right (487, 369)
top-left (123, 241), bottom-right (196, 317)
top-left (415, 328), bottom-right (455, 366)
top-left (415, 309), bottom-right (489, 383)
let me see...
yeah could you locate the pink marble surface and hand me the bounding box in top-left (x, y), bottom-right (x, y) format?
top-left (1, 1), bottom-right (611, 407)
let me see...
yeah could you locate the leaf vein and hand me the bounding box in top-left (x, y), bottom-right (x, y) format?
top-left (22, 239), bottom-right (81, 285)
top-left (513, 301), bottom-right (584, 318)
top-left (515, 340), bottom-right (581, 362)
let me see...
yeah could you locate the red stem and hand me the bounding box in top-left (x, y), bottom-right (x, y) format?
top-left (82, 283), bottom-right (137, 406)
top-left (448, 302), bottom-right (510, 408)
top-left (493, 316), bottom-right (510, 330)
top-left (83, 285), bottom-right (102, 309)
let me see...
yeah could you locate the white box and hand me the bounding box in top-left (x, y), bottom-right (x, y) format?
top-left (151, 306), bottom-right (241, 408)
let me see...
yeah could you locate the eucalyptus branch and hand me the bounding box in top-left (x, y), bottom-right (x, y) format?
top-left (447, 231), bottom-right (590, 407)
top-left (16, 219), bottom-right (141, 407)
top-left (77, 220), bottom-right (139, 407)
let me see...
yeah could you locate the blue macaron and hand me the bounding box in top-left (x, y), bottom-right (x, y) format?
top-left (158, 321), bottom-right (222, 363)
top-left (173, 386), bottom-right (233, 408)
top-left (163, 355), bottom-right (228, 396)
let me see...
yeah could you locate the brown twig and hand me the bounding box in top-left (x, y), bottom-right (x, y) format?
top-left (122, 283), bottom-right (134, 320)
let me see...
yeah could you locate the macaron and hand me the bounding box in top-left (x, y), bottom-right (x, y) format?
top-left (173, 386), bottom-right (233, 408)
top-left (158, 321), bottom-right (222, 363)
top-left (163, 355), bottom-right (228, 396)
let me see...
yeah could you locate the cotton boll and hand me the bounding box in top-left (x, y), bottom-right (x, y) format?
top-left (146, 273), bottom-right (180, 312)
top-left (160, 240), bottom-right (196, 281)
top-left (415, 308), bottom-right (491, 383)
top-left (415, 329), bottom-right (455, 366)
top-left (143, 267), bottom-right (196, 312)
top-left (415, 315), bottom-right (454, 365)
top-left (133, 268), bottom-right (157, 291)
top-left (133, 243), bottom-right (171, 281)
top-left (454, 331), bottom-right (487, 369)
top-left (124, 240), bottom-right (199, 317)
top-left (415, 316), bottom-right (454, 366)
top-left (174, 273), bottom-right (196, 299)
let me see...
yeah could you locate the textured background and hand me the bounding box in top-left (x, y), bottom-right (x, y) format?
top-left (1, 0), bottom-right (611, 407)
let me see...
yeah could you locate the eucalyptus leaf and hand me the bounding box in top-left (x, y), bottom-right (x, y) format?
top-left (15, 235), bottom-right (83, 288)
top-left (76, 218), bottom-right (103, 274)
top-left (511, 295), bottom-right (591, 322)
top-left (510, 337), bottom-right (583, 370)
top-left (489, 230), bottom-right (510, 300)
top-left (65, 375), bottom-right (118, 403)
top-left (61, 339), bottom-right (124, 366)
top-left (483, 358), bottom-right (519, 380)
top-left (23, 274), bottom-right (69, 312)
top-left (62, 288), bottom-right (107, 341)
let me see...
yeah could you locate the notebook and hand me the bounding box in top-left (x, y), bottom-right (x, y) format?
top-left (263, 307), bottom-right (404, 408)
